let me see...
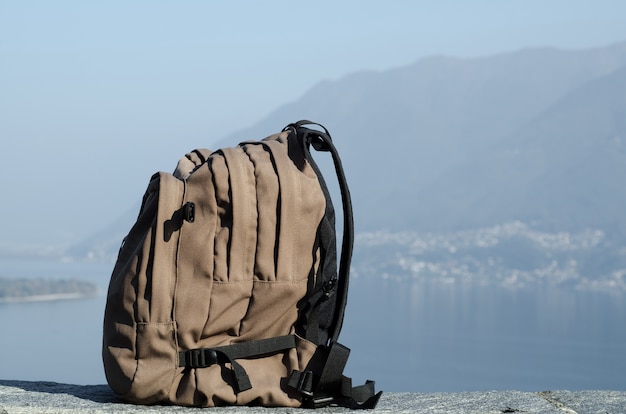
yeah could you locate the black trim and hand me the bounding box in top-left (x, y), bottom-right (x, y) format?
top-left (286, 341), bottom-right (382, 409)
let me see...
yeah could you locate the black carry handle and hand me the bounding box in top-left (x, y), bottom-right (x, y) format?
top-left (285, 120), bottom-right (354, 344)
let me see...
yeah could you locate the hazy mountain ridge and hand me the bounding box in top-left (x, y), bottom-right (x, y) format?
top-left (410, 64), bottom-right (626, 233)
top-left (221, 42), bottom-right (626, 231)
top-left (38, 42), bottom-right (626, 290)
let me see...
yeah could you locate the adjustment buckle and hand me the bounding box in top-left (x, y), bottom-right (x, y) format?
top-left (310, 395), bottom-right (335, 408)
top-left (297, 370), bottom-right (315, 397)
top-left (187, 348), bottom-right (218, 368)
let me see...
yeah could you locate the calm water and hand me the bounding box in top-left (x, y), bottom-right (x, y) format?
top-left (1, 259), bottom-right (624, 392)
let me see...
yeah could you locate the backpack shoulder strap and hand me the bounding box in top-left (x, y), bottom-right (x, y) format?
top-left (283, 122), bottom-right (382, 408)
top-left (284, 120), bottom-right (353, 344)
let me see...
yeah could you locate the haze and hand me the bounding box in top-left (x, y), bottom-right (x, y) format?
top-left (1, 1), bottom-right (625, 250)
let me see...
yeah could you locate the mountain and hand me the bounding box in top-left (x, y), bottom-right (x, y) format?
top-left (411, 64), bottom-right (626, 235)
top-left (65, 204), bottom-right (139, 262)
top-left (219, 42), bottom-right (626, 232)
top-left (66, 42), bottom-right (626, 272)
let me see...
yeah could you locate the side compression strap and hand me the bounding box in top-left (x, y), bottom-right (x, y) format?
top-left (178, 335), bottom-right (296, 393)
top-left (287, 341), bottom-right (382, 409)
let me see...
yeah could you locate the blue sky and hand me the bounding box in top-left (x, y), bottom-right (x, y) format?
top-left (1, 1), bottom-right (626, 247)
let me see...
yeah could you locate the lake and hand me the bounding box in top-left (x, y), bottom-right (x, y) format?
top-left (1, 259), bottom-right (624, 392)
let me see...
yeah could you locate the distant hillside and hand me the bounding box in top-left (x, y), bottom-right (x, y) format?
top-left (400, 64), bottom-right (626, 234)
top-left (220, 42), bottom-right (626, 233)
top-left (0, 277), bottom-right (98, 303)
top-left (65, 42), bottom-right (626, 270)
top-left (66, 204), bottom-right (138, 262)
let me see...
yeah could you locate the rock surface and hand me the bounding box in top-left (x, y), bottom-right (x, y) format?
top-left (1, 380), bottom-right (625, 413)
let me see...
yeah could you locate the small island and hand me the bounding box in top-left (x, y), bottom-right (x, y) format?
top-left (0, 277), bottom-right (98, 303)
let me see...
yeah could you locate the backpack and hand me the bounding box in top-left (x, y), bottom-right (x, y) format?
top-left (102, 120), bottom-right (382, 408)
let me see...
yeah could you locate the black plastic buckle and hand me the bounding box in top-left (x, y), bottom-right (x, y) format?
top-left (304, 395), bottom-right (335, 409)
top-left (188, 348), bottom-right (218, 368)
top-left (297, 370), bottom-right (315, 397)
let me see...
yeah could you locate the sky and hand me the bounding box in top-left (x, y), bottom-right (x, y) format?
top-left (1, 0), bottom-right (626, 250)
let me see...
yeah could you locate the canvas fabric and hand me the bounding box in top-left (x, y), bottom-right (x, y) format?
top-left (102, 122), bottom-right (381, 408)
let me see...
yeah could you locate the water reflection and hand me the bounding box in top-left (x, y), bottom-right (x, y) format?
top-left (342, 278), bottom-right (626, 392)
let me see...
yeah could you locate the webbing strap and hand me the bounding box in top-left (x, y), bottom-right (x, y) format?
top-left (178, 335), bottom-right (296, 393)
top-left (318, 341), bottom-right (350, 391)
top-left (286, 342), bottom-right (381, 409)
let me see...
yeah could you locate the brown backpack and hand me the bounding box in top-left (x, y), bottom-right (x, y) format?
top-left (102, 121), bottom-right (381, 408)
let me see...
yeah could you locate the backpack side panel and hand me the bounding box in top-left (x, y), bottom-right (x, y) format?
top-left (102, 172), bottom-right (184, 403)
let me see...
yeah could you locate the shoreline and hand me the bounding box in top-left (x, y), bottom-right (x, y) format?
top-left (0, 292), bottom-right (96, 304)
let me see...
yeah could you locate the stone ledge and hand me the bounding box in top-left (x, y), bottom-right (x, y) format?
top-left (1, 380), bottom-right (624, 413)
